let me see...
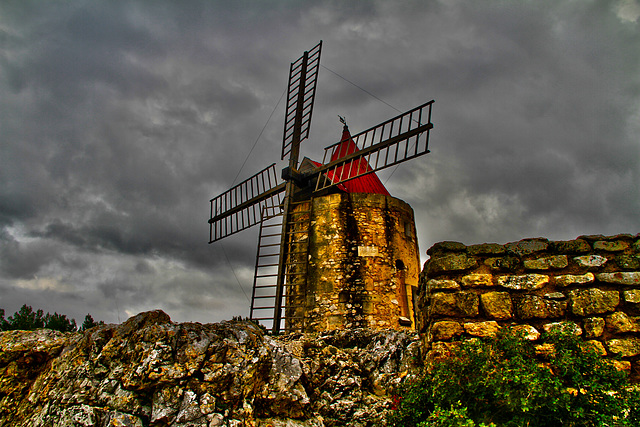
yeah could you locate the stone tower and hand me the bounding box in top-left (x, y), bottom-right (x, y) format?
top-left (284, 126), bottom-right (421, 333)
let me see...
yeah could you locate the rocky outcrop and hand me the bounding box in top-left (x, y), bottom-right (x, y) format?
top-left (0, 310), bottom-right (420, 427)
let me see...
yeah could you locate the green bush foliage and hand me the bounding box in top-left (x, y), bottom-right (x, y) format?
top-left (388, 329), bottom-right (640, 427)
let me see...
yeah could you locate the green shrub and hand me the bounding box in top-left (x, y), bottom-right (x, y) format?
top-left (388, 329), bottom-right (640, 427)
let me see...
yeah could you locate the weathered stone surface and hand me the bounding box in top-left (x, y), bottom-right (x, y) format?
top-left (463, 321), bottom-right (500, 338)
top-left (582, 340), bottom-right (607, 356)
top-left (594, 240), bottom-right (629, 252)
top-left (426, 253), bottom-right (476, 274)
top-left (498, 274), bottom-right (549, 291)
top-left (550, 239), bottom-right (591, 254)
top-left (555, 272), bottom-right (594, 287)
top-left (480, 292), bottom-right (513, 319)
top-left (427, 241), bottom-right (467, 256)
top-left (615, 254), bottom-right (640, 269)
top-left (430, 292), bottom-right (479, 317)
top-left (510, 324), bottom-right (540, 340)
top-left (426, 279), bottom-right (460, 290)
top-left (606, 312), bottom-right (640, 333)
top-left (461, 274), bottom-right (494, 288)
top-left (574, 255), bottom-right (608, 268)
top-left (468, 243), bottom-right (505, 255)
top-left (516, 295), bottom-right (566, 319)
top-left (505, 239), bottom-right (549, 256)
top-left (583, 317), bottom-right (605, 338)
top-left (430, 321), bottom-right (464, 341)
top-left (568, 288), bottom-right (619, 316)
top-left (597, 272), bottom-right (640, 286)
top-left (607, 337), bottom-right (640, 357)
top-left (542, 321), bottom-right (582, 336)
top-left (0, 311), bottom-right (422, 427)
top-left (624, 289), bottom-right (640, 303)
top-left (523, 255), bottom-right (568, 270)
top-left (544, 292), bottom-right (566, 300)
top-left (485, 256), bottom-right (521, 271)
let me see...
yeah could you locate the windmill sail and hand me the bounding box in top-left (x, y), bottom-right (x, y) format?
top-left (208, 163), bottom-right (285, 243)
top-left (314, 100), bottom-right (434, 192)
top-left (281, 41), bottom-right (322, 161)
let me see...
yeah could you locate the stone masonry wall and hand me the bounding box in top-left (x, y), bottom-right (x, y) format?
top-left (418, 234), bottom-right (640, 378)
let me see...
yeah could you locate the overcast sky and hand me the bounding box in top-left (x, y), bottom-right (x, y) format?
top-left (1, 0), bottom-right (639, 325)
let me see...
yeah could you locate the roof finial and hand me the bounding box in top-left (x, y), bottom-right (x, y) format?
top-left (338, 115), bottom-right (348, 129)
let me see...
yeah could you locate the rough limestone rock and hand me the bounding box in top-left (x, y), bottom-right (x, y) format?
top-left (515, 295), bottom-right (567, 319)
top-left (0, 311), bottom-right (422, 427)
top-left (479, 292), bottom-right (513, 320)
top-left (426, 253), bottom-right (477, 274)
top-left (606, 312), bottom-right (640, 333)
top-left (568, 288), bottom-right (620, 316)
top-left (463, 321), bottom-right (500, 338)
top-left (497, 274), bottom-right (549, 291)
top-left (430, 292), bottom-right (479, 317)
top-left (430, 321), bottom-right (464, 341)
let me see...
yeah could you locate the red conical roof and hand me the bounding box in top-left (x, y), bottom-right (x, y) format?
top-left (322, 126), bottom-right (390, 195)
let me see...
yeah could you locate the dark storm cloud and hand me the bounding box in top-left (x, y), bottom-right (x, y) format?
top-left (1, 0), bottom-right (638, 323)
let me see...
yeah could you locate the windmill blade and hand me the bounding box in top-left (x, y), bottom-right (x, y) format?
top-left (281, 41), bottom-right (322, 162)
top-left (313, 100), bottom-right (434, 192)
top-left (209, 163), bottom-right (286, 243)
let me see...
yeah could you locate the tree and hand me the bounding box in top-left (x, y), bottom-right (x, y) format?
top-left (80, 313), bottom-right (104, 331)
top-left (0, 308), bottom-right (6, 330)
top-left (44, 312), bottom-right (77, 332)
top-left (5, 304), bottom-right (45, 330)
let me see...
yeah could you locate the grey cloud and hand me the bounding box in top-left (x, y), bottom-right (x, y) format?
top-left (1, 0), bottom-right (638, 324)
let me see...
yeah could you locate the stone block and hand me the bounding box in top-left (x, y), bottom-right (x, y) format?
top-left (510, 324), bottom-right (540, 340)
top-left (523, 255), bottom-right (568, 270)
top-left (480, 292), bottom-right (513, 319)
top-left (607, 337), bottom-right (640, 357)
top-left (555, 273), bottom-right (594, 287)
top-left (427, 253), bottom-right (476, 274)
top-left (430, 292), bottom-right (479, 317)
top-left (605, 311), bottom-right (640, 333)
top-left (550, 239), bottom-right (591, 254)
top-left (594, 240), bottom-right (629, 252)
top-left (430, 321), bottom-right (464, 340)
top-left (573, 255), bottom-right (607, 268)
top-left (427, 241), bottom-right (467, 256)
top-left (468, 243), bottom-right (505, 255)
top-left (623, 289), bottom-right (640, 303)
top-left (615, 254), bottom-right (640, 269)
top-left (542, 321), bottom-right (582, 336)
top-left (498, 274), bottom-right (549, 291)
top-left (515, 295), bottom-right (566, 319)
top-left (464, 321), bottom-right (500, 338)
top-left (461, 274), bottom-right (494, 288)
top-left (596, 272), bottom-right (640, 286)
top-left (583, 317), bottom-right (605, 338)
top-left (568, 288), bottom-right (619, 316)
top-left (505, 239), bottom-right (549, 256)
top-left (544, 292), bottom-right (566, 300)
top-left (485, 256), bottom-right (521, 271)
top-left (581, 340), bottom-right (607, 356)
top-left (427, 279), bottom-right (460, 290)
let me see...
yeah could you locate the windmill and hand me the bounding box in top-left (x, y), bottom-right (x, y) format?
top-left (208, 41), bottom-right (434, 333)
